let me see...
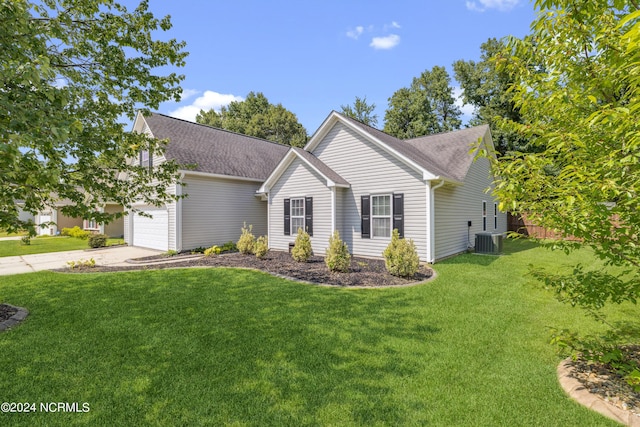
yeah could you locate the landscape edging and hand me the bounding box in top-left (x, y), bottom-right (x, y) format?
top-left (0, 304), bottom-right (29, 332)
top-left (557, 357), bottom-right (640, 426)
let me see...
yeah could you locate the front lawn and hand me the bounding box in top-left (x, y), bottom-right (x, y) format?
top-left (0, 236), bottom-right (125, 257)
top-left (0, 240), bottom-right (634, 425)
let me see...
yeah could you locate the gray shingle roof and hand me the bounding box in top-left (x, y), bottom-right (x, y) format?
top-left (405, 124), bottom-right (490, 182)
top-left (143, 113), bottom-right (289, 180)
top-left (291, 147), bottom-right (349, 186)
top-left (336, 112), bottom-right (489, 182)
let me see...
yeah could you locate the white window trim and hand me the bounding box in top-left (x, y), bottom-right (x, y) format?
top-left (482, 200), bottom-right (487, 232)
top-left (290, 197), bottom-right (305, 235)
top-left (140, 150), bottom-right (150, 167)
top-left (371, 194), bottom-right (392, 239)
top-left (494, 202), bottom-right (498, 230)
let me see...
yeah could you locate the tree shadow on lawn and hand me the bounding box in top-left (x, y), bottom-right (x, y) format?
top-left (0, 269), bottom-right (442, 426)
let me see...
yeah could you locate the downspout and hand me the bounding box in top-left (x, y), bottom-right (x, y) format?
top-left (175, 173), bottom-right (185, 252)
top-left (429, 179), bottom-right (445, 263)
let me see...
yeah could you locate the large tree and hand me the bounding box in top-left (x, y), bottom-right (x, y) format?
top-left (196, 92), bottom-right (307, 147)
top-left (491, 1), bottom-right (640, 325)
top-left (1, 0), bottom-right (187, 234)
top-left (453, 38), bottom-right (528, 155)
top-left (383, 66), bottom-right (461, 139)
top-left (340, 96), bottom-right (378, 127)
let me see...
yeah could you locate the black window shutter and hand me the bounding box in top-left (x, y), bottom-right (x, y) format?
top-left (361, 195), bottom-right (370, 239)
top-left (284, 198), bottom-right (290, 236)
top-left (305, 197), bottom-right (313, 236)
top-left (393, 193), bottom-right (404, 238)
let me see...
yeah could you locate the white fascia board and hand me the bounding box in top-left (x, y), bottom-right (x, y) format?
top-left (292, 151), bottom-right (348, 189)
top-left (181, 170), bottom-right (265, 183)
top-left (257, 148), bottom-right (297, 193)
top-left (310, 112), bottom-right (432, 180)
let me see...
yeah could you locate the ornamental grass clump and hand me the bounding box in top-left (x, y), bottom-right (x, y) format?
top-left (291, 228), bottom-right (312, 262)
top-left (325, 230), bottom-right (350, 272)
top-left (254, 236), bottom-right (268, 259)
top-left (382, 229), bottom-right (420, 278)
top-left (237, 223), bottom-right (256, 255)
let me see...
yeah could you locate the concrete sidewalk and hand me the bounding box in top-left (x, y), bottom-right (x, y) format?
top-left (0, 246), bottom-right (162, 276)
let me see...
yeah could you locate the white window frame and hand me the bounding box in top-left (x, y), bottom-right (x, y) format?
top-left (140, 150), bottom-right (150, 167)
top-left (84, 219), bottom-right (99, 230)
top-left (494, 202), bottom-right (498, 230)
top-left (371, 194), bottom-right (392, 239)
top-left (290, 197), bottom-right (305, 235)
top-left (482, 200), bottom-right (487, 232)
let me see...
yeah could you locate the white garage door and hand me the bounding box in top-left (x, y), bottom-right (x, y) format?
top-left (133, 208), bottom-right (169, 251)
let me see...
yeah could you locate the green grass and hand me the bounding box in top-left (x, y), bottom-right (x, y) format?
top-left (0, 240), bottom-right (636, 426)
top-left (0, 230), bottom-right (27, 238)
top-left (0, 236), bottom-right (89, 257)
top-left (0, 236), bottom-right (124, 257)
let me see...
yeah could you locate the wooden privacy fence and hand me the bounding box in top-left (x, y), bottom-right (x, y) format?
top-left (507, 213), bottom-right (582, 241)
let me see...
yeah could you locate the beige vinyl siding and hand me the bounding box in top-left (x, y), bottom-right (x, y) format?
top-left (269, 158), bottom-right (332, 254)
top-left (312, 122), bottom-right (428, 260)
top-left (181, 175), bottom-right (266, 250)
top-left (433, 155), bottom-right (507, 260)
top-left (103, 204), bottom-right (124, 237)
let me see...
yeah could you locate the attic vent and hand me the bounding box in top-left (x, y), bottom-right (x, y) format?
top-left (475, 232), bottom-right (503, 255)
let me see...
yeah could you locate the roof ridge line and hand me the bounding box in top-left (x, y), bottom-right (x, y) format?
top-left (149, 112), bottom-right (291, 148)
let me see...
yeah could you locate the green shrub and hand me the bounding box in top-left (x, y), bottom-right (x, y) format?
top-left (291, 228), bottom-right (313, 262)
top-left (221, 241), bottom-right (237, 252)
top-left (325, 230), bottom-right (351, 272)
top-left (254, 236), bottom-right (269, 259)
top-left (382, 229), bottom-right (420, 278)
top-left (237, 223), bottom-right (256, 255)
top-left (204, 245), bottom-right (221, 257)
top-left (20, 235), bottom-right (31, 245)
top-left (88, 233), bottom-right (108, 248)
top-left (164, 249), bottom-right (178, 257)
top-left (191, 247), bottom-right (206, 254)
top-left (61, 226), bottom-right (90, 239)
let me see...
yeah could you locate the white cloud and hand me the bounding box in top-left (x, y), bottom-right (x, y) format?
top-left (346, 26), bottom-right (364, 40)
top-left (384, 21), bottom-right (401, 31)
top-left (169, 90), bottom-right (243, 122)
top-left (370, 34), bottom-right (401, 50)
top-left (453, 87), bottom-right (476, 118)
top-left (466, 0), bottom-right (520, 12)
top-left (179, 88), bottom-right (200, 101)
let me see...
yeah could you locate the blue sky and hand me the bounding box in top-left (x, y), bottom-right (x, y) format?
top-left (140, 0), bottom-right (537, 133)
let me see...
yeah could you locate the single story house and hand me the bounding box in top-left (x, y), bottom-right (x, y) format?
top-left (258, 111), bottom-right (507, 263)
top-left (124, 112), bottom-right (288, 251)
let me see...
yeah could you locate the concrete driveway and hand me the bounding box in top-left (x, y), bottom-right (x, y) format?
top-left (0, 246), bottom-right (162, 276)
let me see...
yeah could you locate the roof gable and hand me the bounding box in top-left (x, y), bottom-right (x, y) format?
top-left (258, 147), bottom-right (350, 193)
top-left (305, 111), bottom-right (491, 183)
top-left (139, 113), bottom-right (289, 181)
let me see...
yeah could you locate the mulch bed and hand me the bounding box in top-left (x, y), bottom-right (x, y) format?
top-left (0, 304), bottom-right (17, 324)
top-left (62, 250), bottom-right (434, 287)
top-left (568, 345), bottom-right (640, 417)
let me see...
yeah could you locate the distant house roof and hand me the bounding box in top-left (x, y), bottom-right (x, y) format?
top-left (335, 113), bottom-right (491, 183)
top-left (142, 113), bottom-right (289, 181)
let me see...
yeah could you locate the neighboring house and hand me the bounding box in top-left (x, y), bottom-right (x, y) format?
top-left (34, 200), bottom-right (124, 237)
top-left (125, 112), bottom-right (288, 252)
top-left (258, 111), bottom-right (507, 263)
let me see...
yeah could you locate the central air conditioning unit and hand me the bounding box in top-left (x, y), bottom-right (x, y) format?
top-left (475, 232), bottom-right (503, 255)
